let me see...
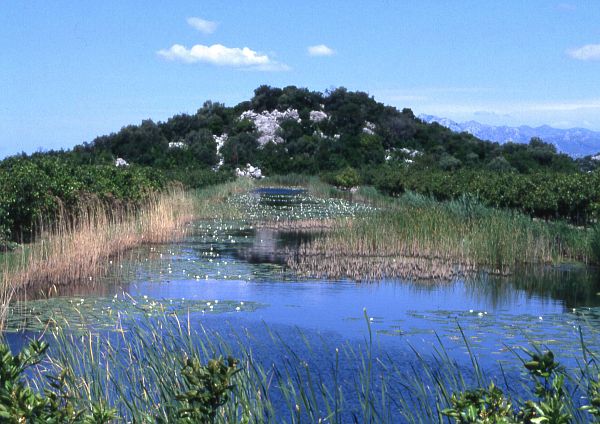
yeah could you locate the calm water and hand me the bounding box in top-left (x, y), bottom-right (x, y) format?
top-left (6, 188), bottom-right (600, 420)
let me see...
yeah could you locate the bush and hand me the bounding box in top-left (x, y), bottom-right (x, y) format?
top-left (0, 340), bottom-right (116, 423)
top-left (443, 350), bottom-right (574, 423)
top-left (0, 340), bottom-right (239, 423)
top-left (332, 166), bottom-right (361, 189)
top-left (163, 167), bottom-right (234, 189)
top-left (0, 155), bottom-right (166, 242)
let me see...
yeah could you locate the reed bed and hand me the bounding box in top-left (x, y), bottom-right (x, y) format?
top-left (288, 192), bottom-right (591, 281)
top-left (15, 311), bottom-right (600, 423)
top-left (289, 252), bottom-right (473, 282)
top-left (0, 188), bottom-right (194, 328)
top-left (194, 178), bottom-right (255, 220)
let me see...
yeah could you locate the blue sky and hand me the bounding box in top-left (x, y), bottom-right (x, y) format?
top-left (2, 0), bottom-right (600, 158)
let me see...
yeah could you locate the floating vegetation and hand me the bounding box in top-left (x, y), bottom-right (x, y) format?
top-left (286, 190), bottom-right (590, 281)
top-left (4, 294), bottom-right (262, 332)
top-left (228, 188), bottom-right (375, 224)
top-left (0, 188), bottom-right (195, 329)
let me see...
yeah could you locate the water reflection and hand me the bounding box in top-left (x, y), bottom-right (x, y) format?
top-left (465, 265), bottom-right (600, 310)
top-left (7, 187), bottom-right (600, 372)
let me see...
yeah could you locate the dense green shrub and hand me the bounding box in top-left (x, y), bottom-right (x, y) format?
top-left (0, 340), bottom-right (116, 423)
top-left (163, 167), bottom-right (234, 189)
top-left (167, 356), bottom-right (239, 423)
top-left (0, 155), bottom-right (166, 241)
top-left (331, 166), bottom-right (361, 189)
top-left (443, 350), bottom-right (576, 423)
top-left (0, 340), bottom-right (239, 423)
top-left (372, 167), bottom-right (600, 225)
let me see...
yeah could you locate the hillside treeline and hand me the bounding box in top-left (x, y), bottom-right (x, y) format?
top-left (2, 85), bottom-right (600, 248)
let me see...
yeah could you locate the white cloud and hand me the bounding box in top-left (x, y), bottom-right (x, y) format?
top-left (307, 44), bottom-right (335, 56)
top-left (186, 17), bottom-right (218, 34)
top-left (157, 43), bottom-right (289, 71)
top-left (567, 44), bottom-right (600, 61)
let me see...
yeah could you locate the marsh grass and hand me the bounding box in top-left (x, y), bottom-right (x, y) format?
top-left (13, 310), bottom-right (600, 423)
top-left (194, 179), bottom-right (255, 220)
top-left (0, 188), bottom-right (195, 329)
top-left (289, 191), bottom-right (592, 281)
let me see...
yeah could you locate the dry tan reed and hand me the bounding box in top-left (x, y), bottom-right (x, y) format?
top-left (0, 188), bottom-right (194, 327)
top-left (288, 252), bottom-right (474, 282)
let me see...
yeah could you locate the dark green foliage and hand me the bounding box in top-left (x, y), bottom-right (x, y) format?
top-left (443, 350), bottom-right (577, 424)
top-left (3, 84), bottom-right (597, 245)
top-left (163, 167), bottom-right (234, 190)
top-left (0, 340), bottom-right (239, 424)
top-left (170, 356), bottom-right (239, 423)
top-left (442, 383), bottom-right (515, 423)
top-left (0, 155), bottom-right (165, 242)
top-left (328, 167), bottom-right (361, 189)
top-left (518, 350), bottom-right (572, 423)
top-left (487, 156), bottom-right (515, 173)
top-left (0, 340), bottom-right (117, 423)
top-left (371, 167), bottom-right (600, 225)
top-left (221, 132), bottom-right (259, 167)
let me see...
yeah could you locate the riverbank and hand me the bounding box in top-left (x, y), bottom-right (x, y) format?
top-left (2, 178), bottom-right (600, 422)
top-left (247, 178), bottom-right (592, 281)
top-left (0, 187), bottom-right (194, 328)
top-left (288, 192), bottom-right (591, 281)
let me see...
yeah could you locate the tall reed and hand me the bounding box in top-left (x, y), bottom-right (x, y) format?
top-left (289, 191), bottom-right (591, 281)
top-left (18, 311), bottom-right (600, 423)
top-left (194, 178), bottom-right (255, 220)
top-left (0, 187), bottom-right (194, 328)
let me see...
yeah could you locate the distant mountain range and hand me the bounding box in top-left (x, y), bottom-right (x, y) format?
top-left (418, 114), bottom-right (600, 157)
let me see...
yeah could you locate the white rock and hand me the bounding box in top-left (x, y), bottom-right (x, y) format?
top-left (362, 121), bottom-right (376, 135)
top-left (168, 141), bottom-right (187, 149)
top-left (239, 108), bottom-right (300, 146)
top-left (213, 134), bottom-right (228, 152)
top-left (309, 110), bottom-right (328, 123)
top-left (236, 164), bottom-right (264, 179)
top-left (115, 158), bottom-right (129, 167)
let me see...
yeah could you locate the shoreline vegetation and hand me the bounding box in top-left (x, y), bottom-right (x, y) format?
top-left (2, 311), bottom-right (600, 423)
top-left (287, 189), bottom-right (592, 281)
top-left (1, 178), bottom-right (600, 422)
top-left (0, 187), bottom-right (194, 328)
top-left (0, 179), bottom-right (252, 329)
top-left (1, 176), bottom-right (594, 326)
top-left (250, 175), bottom-right (594, 282)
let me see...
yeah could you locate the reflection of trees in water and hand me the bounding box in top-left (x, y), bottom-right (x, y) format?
top-left (237, 228), bottom-right (320, 265)
top-left (464, 266), bottom-right (600, 309)
top-left (14, 254), bottom-right (140, 301)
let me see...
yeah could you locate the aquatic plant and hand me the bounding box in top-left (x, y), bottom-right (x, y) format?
top-left (2, 313), bottom-right (599, 423)
top-left (289, 188), bottom-right (591, 281)
top-left (0, 187), bottom-right (195, 329)
top-left (589, 223), bottom-right (600, 264)
top-left (0, 339), bottom-right (116, 423)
